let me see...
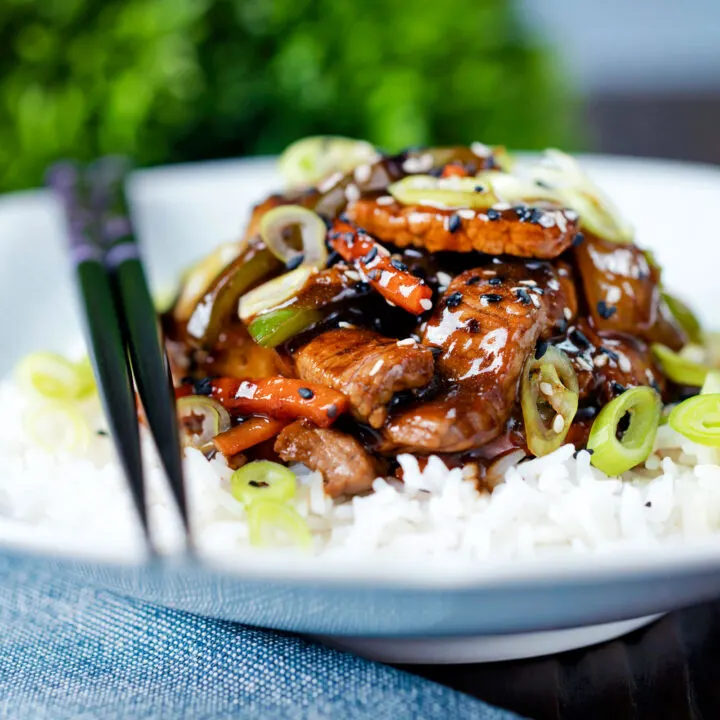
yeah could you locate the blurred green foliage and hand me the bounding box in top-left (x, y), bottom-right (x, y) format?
top-left (0, 0), bottom-right (575, 191)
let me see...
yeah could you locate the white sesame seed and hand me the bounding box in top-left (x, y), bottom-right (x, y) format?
top-left (576, 355), bottom-right (594, 372)
top-left (470, 141), bottom-right (491, 157)
top-left (563, 307), bottom-right (573, 321)
top-left (552, 414), bottom-right (565, 433)
top-left (564, 209), bottom-right (579, 221)
top-left (539, 214), bottom-right (556, 228)
top-left (482, 270), bottom-right (497, 276)
top-left (344, 183), bottom-right (361, 202)
top-left (396, 338), bottom-right (416, 347)
top-left (420, 299), bottom-right (433, 311)
top-left (547, 278), bottom-right (560, 291)
top-left (386, 300), bottom-right (396, 307)
top-left (345, 270), bottom-right (361, 281)
top-left (519, 279), bottom-right (537, 287)
top-left (436, 272), bottom-right (452, 287)
top-left (318, 171), bottom-right (343, 194)
top-left (457, 209), bottom-right (475, 220)
top-left (492, 202), bottom-right (511, 211)
top-left (369, 359), bottom-right (384, 376)
top-left (618, 353), bottom-right (632, 373)
top-left (402, 154), bottom-right (434, 173)
top-left (593, 354), bottom-right (609, 368)
top-left (606, 286), bottom-right (622, 304)
top-left (555, 211), bottom-right (567, 233)
top-left (558, 267), bottom-right (569, 277)
top-left (446, 407), bottom-right (457, 419)
top-left (337, 321), bottom-right (355, 329)
top-left (540, 382), bottom-right (554, 396)
top-left (530, 294), bottom-right (540, 308)
top-left (376, 195), bottom-right (395, 206)
top-left (354, 164), bottom-right (371, 183)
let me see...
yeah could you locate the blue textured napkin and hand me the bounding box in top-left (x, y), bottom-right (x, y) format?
top-left (0, 558), bottom-right (519, 719)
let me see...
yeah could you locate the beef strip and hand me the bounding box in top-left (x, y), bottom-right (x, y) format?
top-left (294, 328), bottom-right (434, 428)
top-left (383, 260), bottom-right (573, 453)
top-left (274, 420), bottom-right (381, 497)
top-left (346, 199), bottom-right (579, 259)
top-left (574, 234), bottom-right (686, 350)
top-left (553, 319), bottom-right (665, 405)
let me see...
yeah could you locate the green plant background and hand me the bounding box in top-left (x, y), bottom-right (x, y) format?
top-left (0, 0), bottom-right (576, 192)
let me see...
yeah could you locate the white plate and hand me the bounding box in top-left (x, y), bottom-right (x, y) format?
top-left (2, 154), bottom-right (720, 662)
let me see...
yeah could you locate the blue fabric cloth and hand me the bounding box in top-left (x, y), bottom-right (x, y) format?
top-left (0, 561), bottom-right (520, 720)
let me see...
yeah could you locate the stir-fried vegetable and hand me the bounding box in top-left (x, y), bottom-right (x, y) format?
top-left (16, 352), bottom-right (95, 402)
top-left (702, 371), bottom-right (720, 395)
top-left (212, 416), bottom-right (288, 456)
top-left (669, 394), bottom-right (720, 446)
top-left (278, 136), bottom-right (377, 188)
top-left (661, 292), bottom-right (703, 345)
top-left (388, 174), bottom-right (498, 209)
top-left (22, 401), bottom-right (91, 454)
top-left (246, 499), bottom-right (313, 549)
top-left (526, 150), bottom-right (634, 244)
top-left (230, 460), bottom-right (297, 505)
top-left (247, 308), bottom-right (323, 348)
top-left (173, 242), bottom-right (244, 322)
top-left (651, 343), bottom-right (709, 387)
top-left (176, 396), bottom-right (231, 454)
top-left (329, 220), bottom-right (433, 315)
top-left (186, 247), bottom-right (281, 344)
top-left (521, 346), bottom-right (579, 457)
top-left (260, 205), bottom-right (328, 269)
top-left (238, 266), bottom-right (315, 323)
top-left (587, 386), bottom-right (662, 475)
top-left (211, 377), bottom-right (348, 427)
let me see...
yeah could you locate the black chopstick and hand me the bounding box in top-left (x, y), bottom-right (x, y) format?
top-left (86, 158), bottom-right (192, 544)
top-left (47, 162), bottom-right (155, 551)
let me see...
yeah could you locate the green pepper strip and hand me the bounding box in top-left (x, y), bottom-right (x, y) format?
top-left (587, 386), bottom-right (661, 476)
top-left (248, 307), bottom-right (323, 348)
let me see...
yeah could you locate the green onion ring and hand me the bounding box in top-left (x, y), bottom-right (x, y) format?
top-left (260, 205), bottom-right (328, 269)
top-left (661, 291), bottom-right (703, 344)
top-left (176, 396), bottom-right (231, 454)
top-left (669, 394), bottom-right (720, 447)
top-left (231, 461), bottom-right (297, 506)
top-left (246, 499), bottom-right (313, 549)
top-left (587, 386), bottom-right (662, 475)
top-left (651, 343), bottom-right (709, 387)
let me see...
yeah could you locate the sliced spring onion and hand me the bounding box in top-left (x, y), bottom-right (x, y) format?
top-left (176, 396), bottom-right (231, 454)
top-left (651, 343), bottom-right (709, 387)
top-left (587, 386), bottom-right (661, 475)
top-left (15, 352), bottom-right (90, 402)
top-left (231, 461), bottom-right (297, 505)
top-left (174, 242), bottom-right (244, 322)
top-left (22, 401), bottom-right (91, 454)
top-left (248, 307), bottom-right (323, 348)
top-left (260, 205), bottom-right (328, 269)
top-left (479, 171), bottom-right (560, 205)
top-left (278, 136), bottom-right (377, 188)
top-left (669, 394), bottom-right (720, 447)
top-left (661, 291), bottom-right (703, 344)
top-left (73, 356), bottom-right (97, 398)
top-left (238, 265), bottom-right (315, 323)
top-left (526, 149), bottom-right (634, 244)
top-left (388, 174), bottom-right (498, 209)
top-left (246, 499), bottom-right (313, 549)
top-left (521, 346), bottom-right (579, 457)
top-left (702, 371), bottom-right (720, 395)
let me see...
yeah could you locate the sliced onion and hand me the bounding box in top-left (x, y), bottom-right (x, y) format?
top-left (238, 266), bottom-right (315, 323)
top-left (278, 136), bottom-right (377, 188)
top-left (524, 150), bottom-right (633, 244)
top-left (480, 171), bottom-right (560, 205)
top-left (388, 174), bottom-right (498, 209)
top-left (259, 205), bottom-right (328, 269)
top-left (23, 401), bottom-right (91, 454)
top-left (173, 242), bottom-right (244, 322)
top-left (176, 396), bottom-right (231, 454)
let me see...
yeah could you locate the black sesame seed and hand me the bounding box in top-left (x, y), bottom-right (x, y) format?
top-left (448, 213), bottom-right (462, 233)
top-left (531, 287), bottom-right (544, 295)
top-left (611, 381), bottom-right (627, 395)
top-left (597, 301), bottom-right (617, 319)
top-left (465, 275), bottom-right (482, 285)
top-left (390, 258), bottom-right (408, 272)
top-left (429, 346), bottom-right (443, 356)
top-left (651, 379), bottom-right (662, 394)
top-left (481, 293), bottom-right (503, 303)
top-left (428, 167), bottom-right (444, 178)
top-left (363, 246), bottom-right (378, 264)
top-left (355, 281), bottom-right (371, 293)
top-left (368, 269), bottom-right (381, 280)
top-left (486, 156), bottom-right (498, 170)
top-left (535, 340), bottom-right (548, 359)
top-left (572, 232), bottom-right (585, 247)
top-left (645, 501), bottom-right (652, 508)
top-left (535, 179), bottom-right (552, 189)
top-left (487, 208), bottom-right (501, 221)
top-left (514, 204), bottom-right (528, 218)
top-left (298, 387), bottom-right (314, 400)
top-left (286, 254), bottom-right (304, 271)
top-left (326, 250), bottom-right (341, 266)
top-left (445, 291), bottom-right (463, 308)
top-left (515, 288), bottom-right (532, 305)
top-left (339, 213), bottom-right (350, 223)
top-left (474, 185), bottom-right (485, 193)
top-left (586, 448), bottom-right (595, 455)
top-left (488, 276), bottom-right (503, 286)
top-left (569, 328), bottom-right (591, 349)
top-left (248, 480), bottom-right (269, 488)
top-left (96, 429), bottom-right (109, 437)
top-left (599, 346), bottom-right (620, 361)
top-left (326, 404), bottom-right (338, 419)
top-left (193, 377), bottom-right (213, 396)
top-left (556, 318), bottom-right (568, 334)
top-left (529, 208), bottom-right (544, 224)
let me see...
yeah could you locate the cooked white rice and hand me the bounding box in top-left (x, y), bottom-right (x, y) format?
top-left (3, 375), bottom-right (720, 567)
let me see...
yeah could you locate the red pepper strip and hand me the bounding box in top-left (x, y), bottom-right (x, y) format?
top-left (440, 163), bottom-right (469, 178)
top-left (329, 220), bottom-right (433, 315)
top-left (211, 377), bottom-right (348, 428)
top-left (213, 417), bottom-right (288, 457)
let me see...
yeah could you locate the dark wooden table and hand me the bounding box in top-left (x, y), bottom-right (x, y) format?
top-left (403, 601), bottom-right (720, 719)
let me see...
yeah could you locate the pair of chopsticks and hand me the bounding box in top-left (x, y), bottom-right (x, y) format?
top-left (48, 158), bottom-right (192, 556)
